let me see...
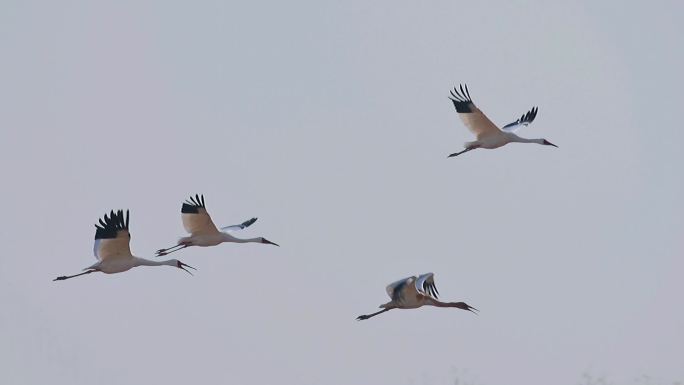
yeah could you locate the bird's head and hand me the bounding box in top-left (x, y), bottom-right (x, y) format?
top-left (542, 139), bottom-right (558, 148)
top-left (449, 302), bottom-right (479, 314)
top-left (175, 260), bottom-right (197, 275)
top-left (261, 237), bottom-right (280, 246)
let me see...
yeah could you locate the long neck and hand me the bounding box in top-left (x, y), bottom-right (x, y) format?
top-left (135, 257), bottom-right (175, 267)
top-left (221, 233), bottom-right (262, 244)
top-left (429, 299), bottom-right (464, 308)
top-left (511, 135), bottom-right (544, 144)
top-left (430, 299), bottom-right (475, 313)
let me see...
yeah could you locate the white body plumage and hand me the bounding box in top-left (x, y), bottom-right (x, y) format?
top-left (448, 84), bottom-right (557, 157)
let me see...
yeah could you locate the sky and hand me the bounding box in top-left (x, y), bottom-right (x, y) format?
top-left (0, 1), bottom-right (683, 384)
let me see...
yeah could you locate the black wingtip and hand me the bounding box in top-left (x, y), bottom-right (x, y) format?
top-left (449, 84), bottom-right (474, 113)
top-left (243, 217), bottom-right (258, 228)
top-left (181, 203), bottom-right (200, 213)
top-left (183, 194), bottom-right (206, 212)
top-left (94, 209), bottom-right (129, 239)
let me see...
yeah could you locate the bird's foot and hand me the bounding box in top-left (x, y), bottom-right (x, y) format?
top-left (53, 276), bottom-right (67, 281)
top-left (356, 315), bottom-right (369, 321)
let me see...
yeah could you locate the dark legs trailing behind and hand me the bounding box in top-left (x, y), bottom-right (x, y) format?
top-left (155, 243), bottom-right (189, 257)
top-left (54, 269), bottom-right (97, 281)
top-left (356, 307), bottom-right (393, 321)
top-left (448, 145), bottom-right (480, 158)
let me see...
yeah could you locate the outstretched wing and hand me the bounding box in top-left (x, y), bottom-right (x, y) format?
top-left (415, 272), bottom-right (439, 299)
top-left (449, 84), bottom-right (500, 139)
top-left (181, 194), bottom-right (219, 236)
top-left (93, 209), bottom-right (132, 261)
top-left (501, 106), bottom-right (538, 132)
top-left (220, 217), bottom-right (257, 232)
top-left (385, 276), bottom-right (417, 304)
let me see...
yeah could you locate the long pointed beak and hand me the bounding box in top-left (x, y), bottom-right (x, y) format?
top-left (263, 239), bottom-right (280, 247)
top-left (178, 262), bottom-right (197, 275)
top-left (544, 140), bottom-right (558, 148)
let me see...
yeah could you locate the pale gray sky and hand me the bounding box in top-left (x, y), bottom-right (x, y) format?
top-left (1, 1), bottom-right (682, 384)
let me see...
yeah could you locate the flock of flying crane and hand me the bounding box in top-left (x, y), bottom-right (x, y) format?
top-left (54, 84), bottom-right (557, 321)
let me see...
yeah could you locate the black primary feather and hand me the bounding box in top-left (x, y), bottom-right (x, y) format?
top-left (240, 217), bottom-right (257, 229)
top-left (182, 194), bottom-right (207, 213)
top-left (94, 209), bottom-right (129, 239)
top-left (448, 84), bottom-right (475, 113)
top-left (502, 106), bottom-right (538, 129)
top-left (423, 280), bottom-right (439, 299)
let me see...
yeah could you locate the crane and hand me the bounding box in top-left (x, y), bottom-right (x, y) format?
top-left (156, 194), bottom-right (279, 257)
top-left (54, 210), bottom-right (196, 281)
top-left (447, 84), bottom-right (557, 158)
top-left (356, 273), bottom-right (477, 320)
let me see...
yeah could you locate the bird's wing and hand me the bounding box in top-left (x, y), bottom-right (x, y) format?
top-left (385, 276), bottom-right (418, 304)
top-left (415, 272), bottom-right (440, 300)
top-left (501, 106), bottom-right (538, 132)
top-left (181, 194), bottom-right (220, 236)
top-left (93, 210), bottom-right (133, 261)
top-left (449, 84), bottom-right (500, 139)
top-left (220, 217), bottom-right (257, 232)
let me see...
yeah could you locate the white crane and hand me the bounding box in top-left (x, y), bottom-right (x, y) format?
top-left (54, 210), bottom-right (196, 281)
top-left (156, 194), bottom-right (279, 257)
top-left (356, 273), bottom-right (477, 320)
top-left (447, 84), bottom-right (557, 158)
